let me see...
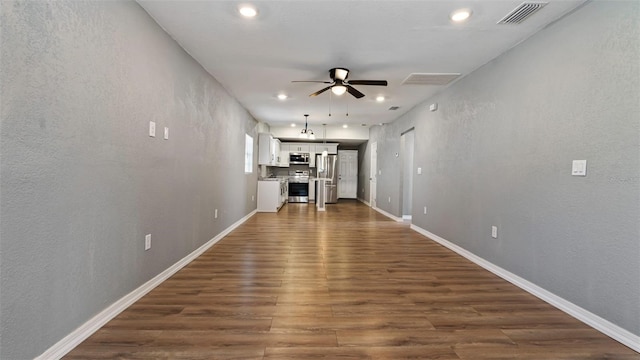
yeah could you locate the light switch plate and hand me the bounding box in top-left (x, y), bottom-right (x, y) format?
top-left (572, 160), bottom-right (587, 176)
top-left (145, 234), bottom-right (151, 250)
top-left (164, 127), bottom-right (169, 140)
top-left (429, 103), bottom-right (438, 112)
top-left (417, 167), bottom-right (422, 175)
top-left (491, 226), bottom-right (498, 239)
top-left (149, 121), bottom-right (156, 137)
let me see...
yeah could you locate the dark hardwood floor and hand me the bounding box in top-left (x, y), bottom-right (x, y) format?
top-left (65, 200), bottom-right (639, 359)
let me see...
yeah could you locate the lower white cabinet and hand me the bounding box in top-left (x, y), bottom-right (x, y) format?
top-left (257, 179), bottom-right (287, 212)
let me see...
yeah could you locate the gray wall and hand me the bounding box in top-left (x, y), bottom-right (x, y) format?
top-left (401, 130), bottom-right (415, 217)
top-left (365, 116), bottom-right (416, 215)
top-left (1, 1), bottom-right (259, 358)
top-left (379, 1), bottom-right (639, 337)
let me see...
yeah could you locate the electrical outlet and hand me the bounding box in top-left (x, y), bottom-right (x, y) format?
top-left (491, 226), bottom-right (498, 239)
top-left (251, 195), bottom-right (255, 201)
top-left (423, 206), bottom-right (427, 214)
top-left (145, 234), bottom-right (151, 250)
top-left (149, 121), bottom-right (156, 137)
top-left (388, 196), bottom-right (391, 203)
top-left (164, 127), bottom-right (169, 140)
top-left (214, 209), bottom-right (218, 219)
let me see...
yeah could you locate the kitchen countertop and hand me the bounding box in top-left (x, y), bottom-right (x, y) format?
top-left (259, 177), bottom-right (288, 182)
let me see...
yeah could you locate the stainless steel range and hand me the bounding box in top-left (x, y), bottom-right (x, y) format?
top-left (288, 170), bottom-right (309, 203)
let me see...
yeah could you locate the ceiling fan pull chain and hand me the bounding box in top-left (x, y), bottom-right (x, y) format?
top-left (346, 97), bottom-right (349, 116)
top-left (328, 90), bottom-right (332, 116)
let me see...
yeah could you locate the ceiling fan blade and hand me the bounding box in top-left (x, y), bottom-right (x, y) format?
top-left (309, 86), bottom-right (333, 97)
top-left (347, 80), bottom-right (388, 86)
top-left (346, 85), bottom-right (365, 99)
top-left (292, 80), bottom-right (333, 83)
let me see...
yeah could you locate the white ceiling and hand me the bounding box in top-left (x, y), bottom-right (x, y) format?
top-left (137, 0), bottom-right (585, 129)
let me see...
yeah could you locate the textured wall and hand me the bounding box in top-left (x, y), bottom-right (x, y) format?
top-left (409, 1), bottom-right (639, 336)
top-left (366, 116), bottom-right (415, 215)
top-left (0, 1), bottom-right (259, 358)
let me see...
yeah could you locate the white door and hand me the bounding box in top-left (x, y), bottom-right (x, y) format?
top-left (370, 142), bottom-right (377, 207)
top-left (338, 150), bottom-right (358, 198)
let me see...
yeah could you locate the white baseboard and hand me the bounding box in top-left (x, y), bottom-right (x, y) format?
top-left (37, 210), bottom-right (258, 360)
top-left (372, 206), bottom-right (403, 222)
top-left (410, 224), bottom-right (640, 353)
top-left (357, 198), bottom-right (370, 207)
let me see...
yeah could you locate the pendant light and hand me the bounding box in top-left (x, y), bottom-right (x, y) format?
top-left (299, 114), bottom-right (315, 139)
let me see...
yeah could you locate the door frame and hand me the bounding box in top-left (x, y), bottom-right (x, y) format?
top-left (369, 142), bottom-right (377, 208)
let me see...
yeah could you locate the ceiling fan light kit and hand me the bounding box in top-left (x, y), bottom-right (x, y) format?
top-left (331, 85), bottom-right (347, 96)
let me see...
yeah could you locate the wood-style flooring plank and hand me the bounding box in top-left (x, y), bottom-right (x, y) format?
top-left (65, 201), bottom-right (639, 359)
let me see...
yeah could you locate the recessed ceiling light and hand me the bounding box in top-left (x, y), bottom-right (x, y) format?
top-left (290, 123), bottom-right (296, 127)
top-left (239, 5), bottom-right (257, 18)
top-left (376, 95), bottom-right (385, 102)
top-left (277, 94), bottom-right (288, 100)
top-left (450, 9), bottom-right (472, 22)
top-left (343, 124), bottom-right (348, 128)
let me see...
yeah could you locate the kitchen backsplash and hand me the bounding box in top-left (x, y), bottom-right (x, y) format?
top-left (273, 164), bottom-right (315, 177)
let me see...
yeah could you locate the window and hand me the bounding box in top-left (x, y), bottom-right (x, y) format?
top-left (244, 134), bottom-right (253, 173)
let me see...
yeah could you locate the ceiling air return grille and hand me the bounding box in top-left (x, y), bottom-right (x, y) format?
top-left (402, 73), bottom-right (460, 86)
top-left (498, 2), bottom-right (548, 24)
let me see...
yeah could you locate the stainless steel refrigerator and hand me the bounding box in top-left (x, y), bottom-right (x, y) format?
top-left (316, 153), bottom-right (338, 203)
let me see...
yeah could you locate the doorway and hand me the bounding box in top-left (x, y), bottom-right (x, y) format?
top-left (370, 142), bottom-right (377, 208)
top-left (401, 129), bottom-right (415, 221)
top-left (338, 150), bottom-right (358, 199)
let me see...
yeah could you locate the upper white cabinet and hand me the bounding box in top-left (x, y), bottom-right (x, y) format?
top-left (263, 139), bottom-right (340, 167)
top-left (258, 133), bottom-right (281, 166)
top-left (314, 143), bottom-right (338, 155)
top-left (279, 144), bottom-right (290, 167)
top-left (289, 144), bottom-right (310, 153)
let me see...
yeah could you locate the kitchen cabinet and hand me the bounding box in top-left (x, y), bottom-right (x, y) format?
top-left (258, 133), bottom-right (281, 166)
top-left (289, 144), bottom-right (310, 153)
top-left (271, 138), bottom-right (281, 165)
top-left (257, 179), bottom-right (288, 212)
top-left (309, 150), bottom-right (316, 167)
top-left (279, 144), bottom-right (290, 167)
top-left (314, 143), bottom-right (338, 155)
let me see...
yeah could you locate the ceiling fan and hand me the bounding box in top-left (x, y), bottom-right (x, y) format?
top-left (293, 68), bottom-right (387, 99)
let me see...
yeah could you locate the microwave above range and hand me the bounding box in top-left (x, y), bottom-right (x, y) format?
top-left (289, 152), bottom-right (310, 164)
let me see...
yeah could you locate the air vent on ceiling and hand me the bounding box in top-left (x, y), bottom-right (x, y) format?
top-left (498, 2), bottom-right (548, 24)
top-left (388, 106), bottom-right (400, 111)
top-left (401, 73), bottom-right (461, 86)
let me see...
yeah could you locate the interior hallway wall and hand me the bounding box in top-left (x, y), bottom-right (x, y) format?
top-left (408, 0), bottom-right (638, 337)
top-left (365, 117), bottom-right (415, 216)
top-left (401, 129), bottom-right (415, 217)
top-left (1, 1), bottom-right (259, 358)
